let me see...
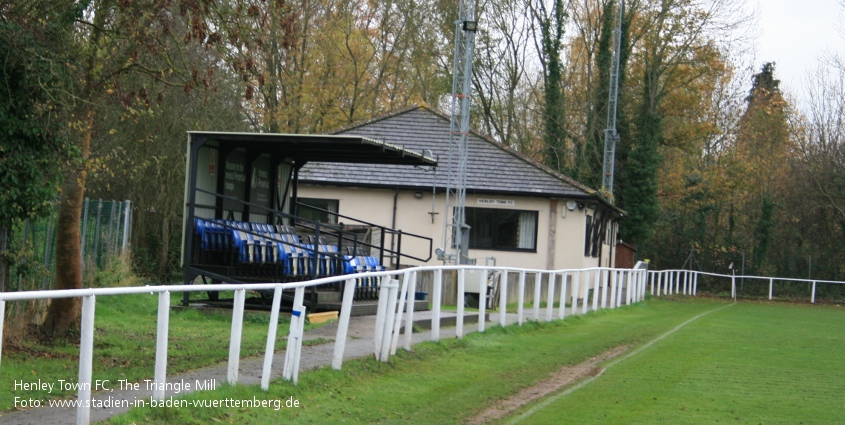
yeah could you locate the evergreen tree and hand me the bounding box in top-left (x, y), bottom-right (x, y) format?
top-left (535, 0), bottom-right (568, 172)
top-left (619, 72), bottom-right (662, 243)
top-left (0, 1), bottom-right (79, 291)
top-left (734, 62), bottom-right (790, 274)
top-left (581, 0), bottom-right (616, 189)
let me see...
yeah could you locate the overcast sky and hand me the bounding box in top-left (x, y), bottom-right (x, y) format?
top-left (753, 0), bottom-right (844, 109)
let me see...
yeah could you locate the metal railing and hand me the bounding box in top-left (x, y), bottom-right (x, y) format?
top-left (295, 201), bottom-right (434, 268)
top-left (0, 263), bottom-right (649, 425)
top-left (646, 269), bottom-right (845, 303)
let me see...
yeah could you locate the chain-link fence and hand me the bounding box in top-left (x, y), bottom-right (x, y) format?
top-left (5, 199), bottom-right (132, 292)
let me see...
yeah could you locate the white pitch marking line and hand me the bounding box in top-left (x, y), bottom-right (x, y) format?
top-left (508, 302), bottom-right (736, 425)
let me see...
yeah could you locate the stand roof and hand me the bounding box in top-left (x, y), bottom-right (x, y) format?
top-left (188, 131), bottom-right (438, 166)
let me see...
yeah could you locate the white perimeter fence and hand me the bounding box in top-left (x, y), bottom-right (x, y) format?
top-left (647, 269), bottom-right (845, 303)
top-left (0, 262), bottom-right (650, 425)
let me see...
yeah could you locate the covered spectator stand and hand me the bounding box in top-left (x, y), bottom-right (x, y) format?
top-left (181, 131), bottom-right (437, 311)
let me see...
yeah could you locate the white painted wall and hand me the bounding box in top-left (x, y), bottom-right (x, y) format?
top-left (297, 185), bottom-right (618, 273)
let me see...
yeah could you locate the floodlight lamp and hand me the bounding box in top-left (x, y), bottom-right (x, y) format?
top-left (462, 21), bottom-right (478, 32)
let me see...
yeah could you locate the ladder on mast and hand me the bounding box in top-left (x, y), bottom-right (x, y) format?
top-left (441, 0), bottom-right (478, 264)
top-left (601, 0), bottom-right (624, 195)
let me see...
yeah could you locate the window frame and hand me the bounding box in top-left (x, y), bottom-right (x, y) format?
top-left (296, 198), bottom-right (339, 225)
top-left (464, 206), bottom-right (539, 253)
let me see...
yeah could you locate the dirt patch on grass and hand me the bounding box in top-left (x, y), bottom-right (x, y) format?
top-left (468, 345), bottom-right (628, 425)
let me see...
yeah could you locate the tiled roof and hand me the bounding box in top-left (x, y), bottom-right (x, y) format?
top-left (299, 106), bottom-right (596, 199)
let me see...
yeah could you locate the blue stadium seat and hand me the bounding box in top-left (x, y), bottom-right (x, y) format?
top-left (193, 218), bottom-right (383, 291)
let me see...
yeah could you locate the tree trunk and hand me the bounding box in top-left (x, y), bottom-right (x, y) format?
top-left (43, 110), bottom-right (94, 335)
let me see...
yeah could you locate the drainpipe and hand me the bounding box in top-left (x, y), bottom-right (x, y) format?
top-left (390, 188), bottom-right (400, 262)
top-left (610, 220), bottom-right (616, 268)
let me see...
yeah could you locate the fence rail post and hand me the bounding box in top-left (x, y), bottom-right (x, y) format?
top-left (380, 281), bottom-right (399, 362)
top-left (609, 270), bottom-right (618, 308)
top-left (373, 281), bottom-right (391, 359)
top-left (499, 271), bottom-right (508, 327)
top-left (478, 269), bottom-right (487, 332)
top-left (731, 274), bottom-right (736, 299)
top-left (517, 271), bottom-right (525, 325)
top-left (533, 272), bottom-right (542, 321)
top-left (283, 287), bottom-right (305, 380)
top-left (634, 271), bottom-right (639, 302)
top-left (457, 269), bottom-right (465, 338)
top-left (600, 269), bottom-right (608, 309)
top-left (0, 301), bottom-right (5, 371)
top-left (769, 278), bottom-right (774, 300)
top-left (592, 270), bottom-right (600, 311)
top-left (404, 271), bottom-right (418, 350)
top-left (227, 289), bottom-right (246, 384)
top-left (637, 271), bottom-right (642, 302)
top-left (558, 273), bottom-right (568, 320)
top-left (290, 302), bottom-right (307, 384)
top-left (389, 273), bottom-right (410, 356)
top-left (639, 271), bottom-right (645, 301)
top-left (641, 270), bottom-right (647, 301)
top-left (811, 281), bottom-right (817, 304)
top-left (76, 295), bottom-right (96, 425)
top-left (432, 270), bottom-right (442, 341)
top-left (632, 271), bottom-right (638, 303)
top-left (633, 271), bottom-right (639, 302)
top-left (571, 271), bottom-right (580, 314)
top-left (616, 271), bottom-right (623, 306)
top-left (545, 272), bottom-right (556, 322)
top-left (331, 279), bottom-right (356, 371)
top-left (628, 270), bottom-right (640, 305)
top-left (634, 270), bottom-right (639, 302)
top-left (153, 291), bottom-right (170, 400)
top-left (581, 271), bottom-right (589, 314)
top-left (262, 285), bottom-right (284, 388)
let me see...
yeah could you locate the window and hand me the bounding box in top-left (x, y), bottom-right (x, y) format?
top-left (584, 210), bottom-right (611, 258)
top-left (584, 214), bottom-right (592, 256)
top-left (297, 198), bottom-right (339, 224)
top-left (465, 207), bottom-right (537, 251)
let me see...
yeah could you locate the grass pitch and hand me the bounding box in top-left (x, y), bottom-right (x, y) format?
top-left (508, 301), bottom-right (845, 424)
top-left (78, 298), bottom-right (845, 424)
top-left (106, 299), bottom-right (720, 424)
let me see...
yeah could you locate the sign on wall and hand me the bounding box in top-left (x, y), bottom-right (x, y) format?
top-left (250, 155), bottom-right (271, 208)
top-left (223, 150), bottom-right (247, 213)
top-left (477, 198), bottom-right (516, 206)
